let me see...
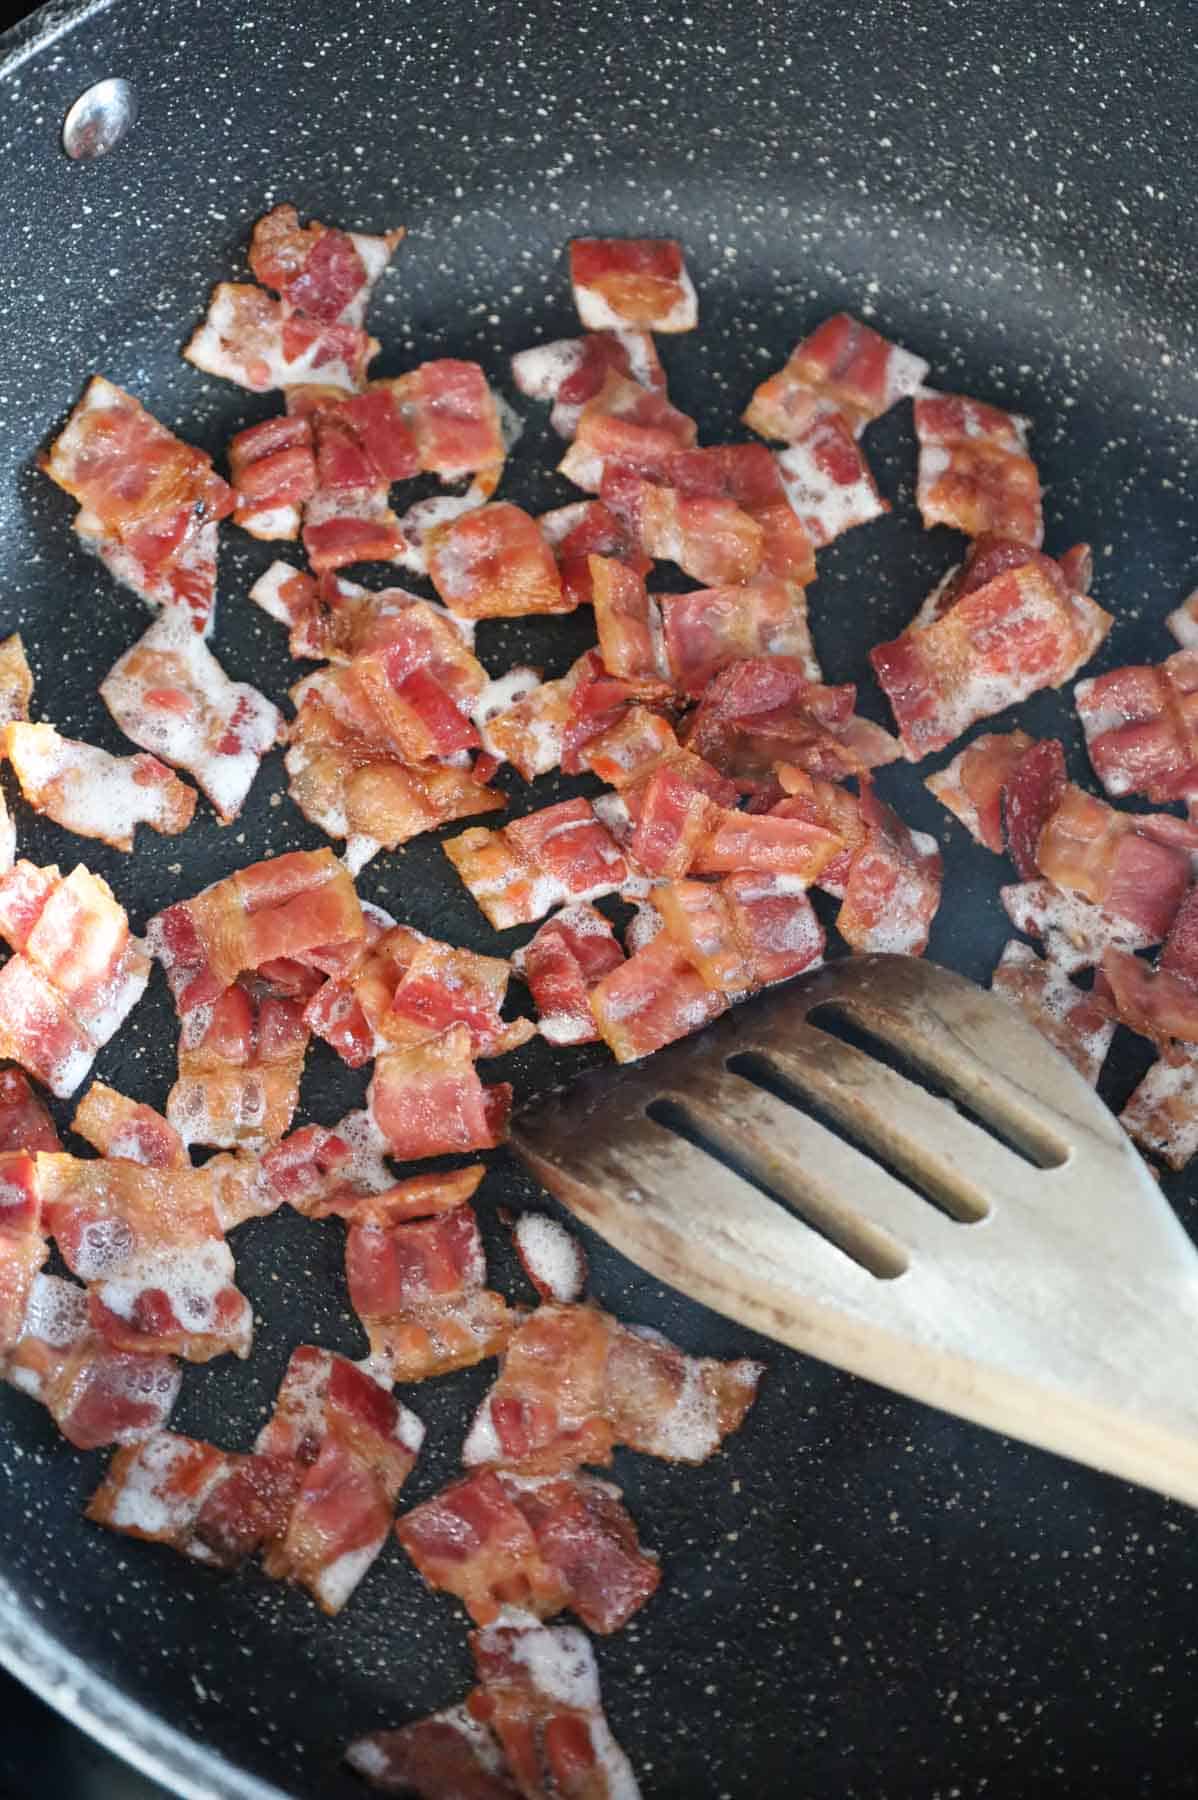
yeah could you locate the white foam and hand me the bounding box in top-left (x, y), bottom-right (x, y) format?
top-left (514, 1214), bottom-right (586, 1303)
top-left (106, 1433), bottom-right (225, 1538)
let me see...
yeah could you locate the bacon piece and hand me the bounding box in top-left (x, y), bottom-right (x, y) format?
top-left (835, 781), bottom-right (943, 956)
top-left (41, 378), bottom-right (235, 633)
top-left (0, 1151), bottom-right (45, 1353)
top-left (539, 499), bottom-right (654, 608)
top-left (510, 1215), bottom-right (588, 1307)
top-left (283, 1141), bottom-right (483, 1225)
top-left (474, 662), bottom-right (578, 782)
top-left (71, 1082), bottom-right (186, 1168)
top-left (166, 979), bottom-right (309, 1151)
top-left (249, 204), bottom-right (403, 328)
top-left (656, 444), bottom-right (818, 587)
top-left (444, 799), bottom-right (628, 931)
top-left (514, 904), bottom-right (624, 1047)
top-left (185, 283), bottom-right (380, 394)
top-left (148, 848), bottom-right (364, 1016)
top-left (991, 942), bottom-right (1115, 1084)
top-left (769, 770), bottom-right (868, 897)
top-left (577, 705), bottom-right (682, 790)
top-left (6, 722), bottom-right (196, 852)
top-left (1034, 785), bottom-right (1196, 942)
top-left (682, 658), bottom-right (899, 790)
top-left (398, 1468), bottom-right (656, 1634)
top-left (589, 556), bottom-right (667, 685)
top-left (388, 940), bottom-right (534, 1059)
top-left (1000, 878), bottom-right (1157, 976)
top-left (87, 1430), bottom-right (300, 1570)
top-left (744, 313), bottom-right (929, 442)
top-left (227, 413), bottom-right (316, 539)
top-left (256, 1345), bottom-right (424, 1614)
top-left (302, 475), bottom-right (406, 575)
top-left (368, 1026), bottom-right (512, 1159)
top-left (1075, 652), bottom-right (1198, 806)
top-left (660, 579), bottom-right (821, 694)
top-left (558, 373), bottom-right (697, 492)
top-left (925, 730), bottom-right (1037, 853)
top-left (0, 1070), bottom-right (60, 1155)
top-left (570, 237), bottom-right (697, 332)
top-left (464, 1303), bottom-right (762, 1474)
top-left (1001, 738), bottom-right (1068, 879)
top-left (0, 863), bottom-right (150, 1098)
top-left (469, 1614), bottom-right (643, 1800)
top-left (1097, 885), bottom-right (1198, 1054)
top-left (512, 332), bottom-right (664, 438)
top-left (40, 1152), bottom-right (252, 1362)
top-left (428, 504), bottom-right (569, 619)
top-left (346, 1706), bottom-right (520, 1799)
top-left (870, 555), bottom-right (1111, 759)
top-left (391, 360), bottom-right (507, 483)
top-left (914, 393), bottom-right (1043, 546)
top-left (347, 1201), bottom-right (512, 1382)
top-left (589, 936), bottom-right (729, 1064)
top-left (1122, 1051), bottom-right (1198, 1170)
top-left (601, 466), bottom-right (764, 587)
top-left (302, 920), bottom-right (421, 1068)
top-left (0, 635), bottom-right (33, 728)
top-left (689, 806), bottom-right (845, 884)
top-left (776, 414), bottom-right (888, 547)
top-left (6, 1272), bottom-right (182, 1450)
top-left (653, 873), bottom-right (825, 993)
top-left (251, 564), bottom-right (465, 666)
top-left (100, 605), bottom-right (282, 823)
top-left (1167, 589), bottom-right (1198, 650)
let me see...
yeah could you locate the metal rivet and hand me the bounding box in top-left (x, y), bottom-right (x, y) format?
top-left (62, 77), bottom-right (137, 161)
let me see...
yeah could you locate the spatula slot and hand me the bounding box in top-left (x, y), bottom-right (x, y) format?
top-left (804, 1002), bottom-right (1069, 1171)
top-left (645, 1096), bottom-right (908, 1281)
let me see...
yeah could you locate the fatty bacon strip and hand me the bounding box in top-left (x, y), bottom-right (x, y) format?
top-left (88, 1345), bottom-right (423, 1616)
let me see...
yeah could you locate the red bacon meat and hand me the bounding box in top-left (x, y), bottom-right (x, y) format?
top-left (914, 393), bottom-right (1043, 546)
top-left (367, 1026), bottom-right (512, 1159)
top-left (443, 799), bottom-right (629, 931)
top-left (515, 904), bottom-right (625, 1046)
top-left (427, 504), bottom-right (570, 619)
top-left (166, 977), bottom-right (310, 1151)
top-left (775, 413), bottom-right (888, 547)
top-left (744, 312), bottom-right (929, 441)
top-left (512, 331), bottom-right (664, 438)
top-left (990, 942), bottom-right (1115, 1085)
top-left (249, 204), bottom-right (404, 329)
top-left (1075, 650), bottom-right (1198, 806)
top-left (569, 237), bottom-right (697, 332)
top-left (558, 372), bottom-right (697, 492)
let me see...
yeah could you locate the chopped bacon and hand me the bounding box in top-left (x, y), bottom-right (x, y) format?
top-left (100, 605), bottom-right (282, 823)
top-left (347, 1201), bottom-right (512, 1382)
top-left (682, 658), bottom-right (899, 790)
top-left (1097, 885), bottom-right (1198, 1054)
top-left (71, 1082), bottom-right (186, 1169)
top-left (834, 780), bottom-right (943, 955)
top-left (397, 1468), bottom-right (657, 1633)
top-left (6, 722), bottom-right (196, 853)
top-left (251, 564), bottom-right (466, 666)
top-left (1000, 878), bottom-right (1158, 975)
top-left (428, 504), bottom-right (569, 619)
top-left (302, 469), bottom-right (406, 574)
top-left (925, 730), bottom-right (1037, 853)
top-left (990, 942), bottom-right (1115, 1084)
top-left (660, 579), bottom-right (821, 695)
top-left (689, 805), bottom-right (845, 885)
top-left (302, 921), bottom-right (423, 1068)
top-left (464, 1303), bottom-right (762, 1474)
top-left (914, 393), bottom-right (1043, 546)
top-left (148, 848), bottom-right (365, 1016)
top-left (558, 373), bottom-right (697, 493)
top-left (589, 556), bottom-right (667, 684)
top-left (601, 466), bottom-right (764, 587)
top-left (512, 331), bottom-right (664, 438)
top-left (284, 1142), bottom-right (483, 1225)
top-left (744, 313), bottom-right (929, 442)
top-left (41, 377), bottom-right (235, 633)
top-left (655, 444), bottom-right (818, 586)
top-left (1167, 589), bottom-right (1198, 650)
top-left (6, 1272), bottom-right (182, 1450)
top-left (40, 1151), bottom-right (252, 1362)
top-left (870, 550), bottom-right (1111, 759)
top-left (473, 664), bottom-right (574, 783)
top-left (166, 978), bottom-right (309, 1151)
top-left (1122, 1051), bottom-right (1198, 1171)
top-left (769, 769), bottom-right (869, 897)
top-left (87, 1430), bottom-right (300, 1570)
top-left (391, 360), bottom-right (507, 483)
top-left (514, 904), bottom-right (624, 1046)
top-left (653, 873), bottom-right (825, 992)
top-left (185, 283), bottom-right (380, 394)
top-left (775, 413), bottom-right (888, 547)
top-left (346, 1705), bottom-right (520, 1799)
top-left (249, 204), bottom-right (403, 329)
top-left (256, 1345), bottom-right (424, 1614)
top-left (388, 939), bottom-right (534, 1060)
top-left (1001, 738), bottom-right (1068, 878)
top-left (1075, 651), bottom-right (1198, 806)
top-left (0, 635), bottom-right (34, 728)
top-left (0, 863), bottom-right (149, 1097)
top-left (0, 1069), bottom-right (60, 1155)
top-left (558, 652), bottom-right (674, 777)
top-left (539, 499), bottom-right (654, 607)
top-left (444, 799), bottom-right (628, 931)
top-left (227, 413), bottom-right (316, 539)
top-left (1034, 785), bottom-right (1197, 942)
top-left (368, 1026), bottom-right (512, 1159)
top-left (0, 1151), bottom-right (45, 1353)
top-left (589, 935), bottom-right (729, 1064)
top-left (569, 237), bottom-right (697, 333)
top-left (577, 705), bottom-right (682, 790)
top-left (510, 1215), bottom-right (588, 1307)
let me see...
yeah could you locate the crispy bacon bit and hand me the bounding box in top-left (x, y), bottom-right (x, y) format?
top-left (0, 1069), bottom-right (60, 1155)
top-left (835, 780), bottom-right (943, 956)
top-left (185, 283), bottom-right (380, 395)
top-left (569, 237), bottom-right (697, 333)
top-left (578, 706), bottom-right (682, 790)
top-left (689, 805), bottom-right (844, 884)
top-left (589, 936), bottom-right (729, 1064)
top-left (227, 413), bottom-right (316, 540)
top-left (6, 1272), bottom-right (182, 1450)
top-left (428, 504), bottom-right (569, 619)
top-left (512, 332), bottom-right (664, 438)
top-left (1167, 589), bottom-right (1198, 650)
top-left (389, 940), bottom-right (534, 1060)
top-left (444, 799), bottom-right (628, 931)
top-left (391, 360), bottom-right (507, 483)
top-left (744, 313), bottom-right (929, 442)
top-left (589, 556), bottom-right (667, 684)
top-left (398, 1468), bottom-right (656, 1633)
top-left (71, 1082), bottom-right (186, 1169)
top-left (514, 904), bottom-right (624, 1046)
top-left (87, 1430), bottom-right (300, 1569)
top-left (914, 393), bottom-right (1043, 546)
top-left (660, 579), bottom-right (821, 695)
top-left (251, 564), bottom-right (462, 666)
top-left (100, 605), bottom-right (282, 824)
top-left (6, 723), bottom-right (196, 853)
top-left (41, 378), bottom-right (235, 633)
top-left (148, 848), bottom-right (365, 1016)
top-left (368, 1026), bottom-right (512, 1159)
top-left (1075, 651), bottom-right (1198, 805)
top-left (1097, 886), bottom-right (1198, 1055)
top-left (302, 470), bottom-right (406, 574)
top-left (40, 1151), bottom-right (252, 1362)
top-left (0, 1151), bottom-right (45, 1353)
top-left (1001, 738), bottom-right (1068, 878)
top-left (464, 1303), bottom-right (762, 1473)
top-left (776, 414), bottom-right (888, 547)
top-left (256, 1345), bottom-right (424, 1614)
top-left (510, 1215), bottom-right (588, 1307)
top-left (1000, 878), bottom-right (1157, 976)
top-left (301, 921), bottom-right (421, 1069)
top-left (558, 373), bottom-right (697, 493)
top-left (0, 863), bottom-right (150, 1098)
top-left (346, 1705), bottom-right (519, 1799)
top-left (769, 770), bottom-right (868, 898)
top-left (167, 979), bottom-right (309, 1151)
top-left (539, 499), bottom-right (654, 607)
top-left (1122, 1051), bottom-right (1198, 1171)
top-left (0, 635), bottom-right (34, 728)
top-left (925, 730), bottom-right (1037, 853)
top-left (1034, 785), bottom-right (1197, 942)
top-left (347, 1201), bottom-right (512, 1382)
top-left (249, 204), bottom-right (404, 329)
top-left (656, 444), bottom-right (818, 586)
top-left (601, 466), bottom-right (764, 587)
top-left (653, 873), bottom-right (825, 992)
top-left (474, 660), bottom-right (581, 783)
top-left (870, 551), bottom-right (1111, 759)
top-left (991, 942), bottom-right (1115, 1084)
top-left (285, 1145), bottom-right (483, 1225)
top-left (682, 659), bottom-right (899, 790)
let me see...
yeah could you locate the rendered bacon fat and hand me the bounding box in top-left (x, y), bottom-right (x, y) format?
top-left (6, 723), bottom-right (196, 853)
top-left (744, 312), bottom-right (928, 441)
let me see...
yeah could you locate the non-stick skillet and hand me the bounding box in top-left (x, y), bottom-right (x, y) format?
top-left (0, 1), bottom-right (1195, 1795)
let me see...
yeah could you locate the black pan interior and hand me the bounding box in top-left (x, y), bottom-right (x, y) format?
top-left (0, 1), bottom-right (1196, 1795)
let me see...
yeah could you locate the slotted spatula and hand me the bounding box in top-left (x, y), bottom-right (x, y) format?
top-left (511, 955), bottom-right (1198, 1508)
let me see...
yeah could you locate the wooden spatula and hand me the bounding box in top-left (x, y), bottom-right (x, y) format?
top-left (511, 954), bottom-right (1198, 1508)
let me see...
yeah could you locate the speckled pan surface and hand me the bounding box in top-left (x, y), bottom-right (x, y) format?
top-left (0, 1), bottom-right (1195, 1795)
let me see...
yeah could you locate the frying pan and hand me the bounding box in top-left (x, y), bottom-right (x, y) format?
top-left (0, 1), bottom-right (1195, 1795)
